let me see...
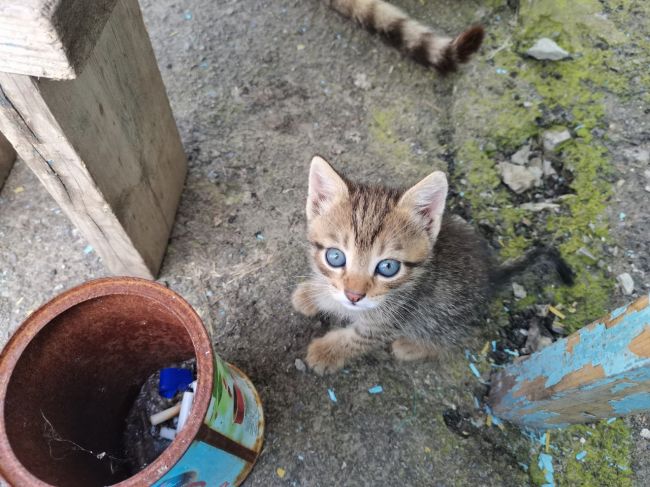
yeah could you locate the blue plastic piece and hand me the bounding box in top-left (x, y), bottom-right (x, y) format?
top-left (327, 388), bottom-right (337, 403)
top-left (159, 368), bottom-right (194, 399)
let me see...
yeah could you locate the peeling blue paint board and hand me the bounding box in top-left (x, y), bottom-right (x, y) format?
top-left (488, 294), bottom-right (650, 429)
top-left (611, 392), bottom-right (650, 415)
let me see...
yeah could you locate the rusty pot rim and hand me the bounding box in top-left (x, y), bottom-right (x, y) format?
top-left (0, 277), bottom-right (214, 487)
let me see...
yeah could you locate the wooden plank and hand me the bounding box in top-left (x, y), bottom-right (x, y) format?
top-left (489, 294), bottom-right (650, 429)
top-left (488, 295), bottom-right (650, 428)
top-left (0, 131), bottom-right (16, 190)
top-left (0, 0), bottom-right (118, 79)
top-left (0, 0), bottom-right (186, 278)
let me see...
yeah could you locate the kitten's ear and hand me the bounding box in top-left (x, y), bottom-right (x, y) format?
top-left (398, 171), bottom-right (448, 241)
top-left (306, 156), bottom-right (348, 220)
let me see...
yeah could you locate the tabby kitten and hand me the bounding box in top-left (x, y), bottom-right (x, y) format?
top-left (292, 156), bottom-right (573, 375)
top-left (322, 0), bottom-right (485, 72)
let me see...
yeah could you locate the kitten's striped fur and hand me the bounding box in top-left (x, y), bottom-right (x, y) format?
top-left (293, 156), bottom-right (574, 375)
top-left (323, 0), bottom-right (485, 72)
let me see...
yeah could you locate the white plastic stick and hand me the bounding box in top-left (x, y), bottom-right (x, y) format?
top-left (150, 403), bottom-right (181, 426)
top-left (177, 390), bottom-right (194, 431)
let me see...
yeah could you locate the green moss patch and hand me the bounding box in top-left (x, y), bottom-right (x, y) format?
top-left (553, 420), bottom-right (632, 486)
top-left (455, 0), bottom-right (636, 328)
top-left (450, 0), bottom-right (644, 482)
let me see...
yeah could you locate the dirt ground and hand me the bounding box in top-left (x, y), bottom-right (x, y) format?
top-left (1, 0), bottom-right (649, 486)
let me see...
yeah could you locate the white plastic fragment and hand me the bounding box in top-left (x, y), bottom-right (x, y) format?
top-left (640, 428), bottom-right (650, 440)
top-left (159, 426), bottom-right (177, 441)
top-left (150, 403), bottom-right (181, 426)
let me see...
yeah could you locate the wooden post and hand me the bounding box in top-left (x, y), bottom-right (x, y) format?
top-left (0, 131), bottom-right (16, 190)
top-left (0, 0), bottom-right (118, 79)
top-left (0, 0), bottom-right (186, 278)
top-left (489, 294), bottom-right (650, 429)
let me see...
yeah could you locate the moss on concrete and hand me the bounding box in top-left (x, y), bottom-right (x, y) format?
top-left (368, 108), bottom-right (412, 165)
top-left (455, 0), bottom-right (633, 328)
top-left (451, 0), bottom-right (642, 481)
top-left (457, 141), bottom-right (532, 260)
top-left (529, 452), bottom-right (552, 486)
top-left (554, 420), bottom-right (632, 486)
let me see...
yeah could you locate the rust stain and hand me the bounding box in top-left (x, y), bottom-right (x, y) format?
top-left (629, 326), bottom-right (650, 358)
top-left (513, 376), bottom-right (551, 402)
top-left (605, 295), bottom-right (649, 328)
top-left (566, 333), bottom-right (580, 354)
top-left (553, 364), bottom-right (605, 393)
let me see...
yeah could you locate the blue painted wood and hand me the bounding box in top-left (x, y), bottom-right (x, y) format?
top-left (488, 294), bottom-right (650, 429)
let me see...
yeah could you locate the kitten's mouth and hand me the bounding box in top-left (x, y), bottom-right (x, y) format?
top-left (334, 293), bottom-right (379, 311)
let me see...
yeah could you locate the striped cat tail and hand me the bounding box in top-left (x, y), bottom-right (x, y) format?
top-left (326, 0), bottom-right (484, 73)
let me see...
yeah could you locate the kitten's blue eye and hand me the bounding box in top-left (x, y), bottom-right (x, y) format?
top-left (325, 248), bottom-right (346, 268)
top-left (376, 259), bottom-right (401, 277)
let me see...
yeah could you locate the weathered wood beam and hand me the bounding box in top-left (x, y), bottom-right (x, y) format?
top-left (0, 0), bottom-right (186, 278)
top-left (0, 0), bottom-right (118, 79)
top-left (0, 132), bottom-right (16, 190)
top-left (489, 294), bottom-right (650, 429)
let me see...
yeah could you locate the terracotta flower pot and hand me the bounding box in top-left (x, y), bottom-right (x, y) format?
top-left (0, 278), bottom-right (264, 487)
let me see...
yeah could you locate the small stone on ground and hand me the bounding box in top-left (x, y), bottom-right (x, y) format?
top-left (616, 273), bottom-right (635, 295)
top-left (295, 358), bottom-right (306, 372)
top-left (542, 159), bottom-right (557, 176)
top-left (353, 73), bottom-right (372, 90)
top-left (511, 144), bottom-right (531, 165)
top-left (527, 38), bottom-right (570, 61)
top-left (520, 201), bottom-right (560, 212)
top-left (543, 128), bottom-right (572, 152)
top-left (499, 161), bottom-right (543, 193)
top-left (512, 282), bottom-right (527, 299)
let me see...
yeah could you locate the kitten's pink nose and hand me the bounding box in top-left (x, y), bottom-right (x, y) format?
top-left (344, 290), bottom-right (365, 303)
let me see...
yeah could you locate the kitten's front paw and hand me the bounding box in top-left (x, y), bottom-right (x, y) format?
top-left (392, 338), bottom-right (438, 362)
top-left (292, 282), bottom-right (319, 317)
top-left (306, 336), bottom-right (345, 375)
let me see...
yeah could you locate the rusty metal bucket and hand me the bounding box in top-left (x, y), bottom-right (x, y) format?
top-left (0, 278), bottom-right (264, 487)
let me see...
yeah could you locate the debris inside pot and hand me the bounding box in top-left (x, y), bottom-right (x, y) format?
top-left (122, 358), bottom-right (197, 474)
